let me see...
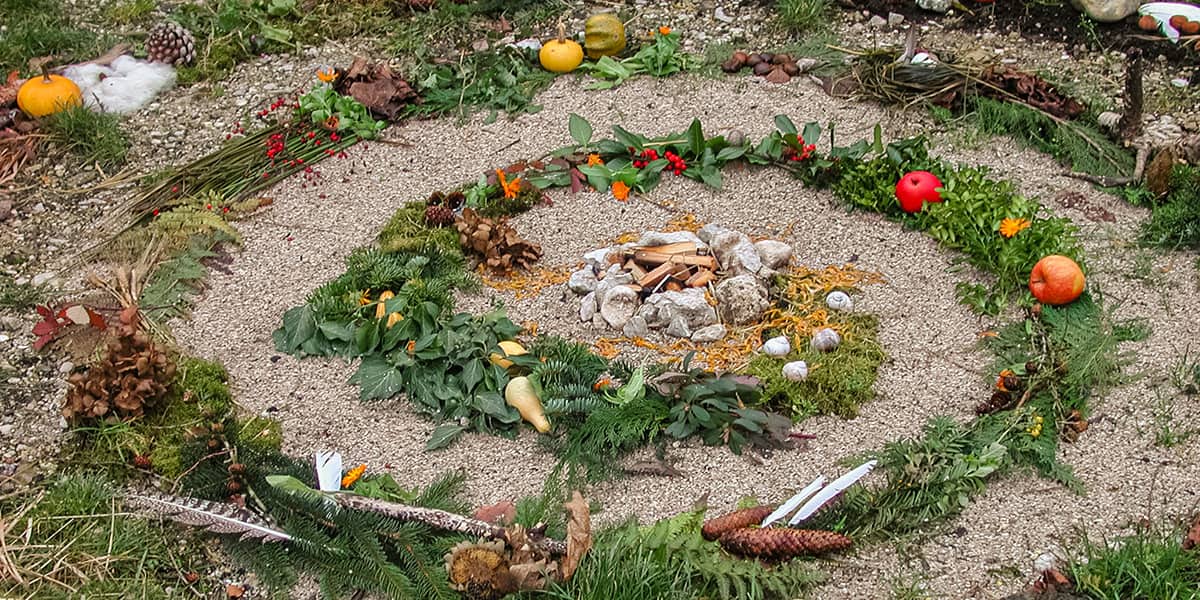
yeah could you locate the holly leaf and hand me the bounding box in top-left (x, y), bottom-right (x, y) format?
top-left (348, 356), bottom-right (404, 401)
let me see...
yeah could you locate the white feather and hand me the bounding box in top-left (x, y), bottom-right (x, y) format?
top-left (129, 494), bottom-right (292, 542)
top-left (760, 476), bottom-right (826, 527)
top-left (316, 451), bottom-right (343, 492)
top-left (788, 460), bottom-right (877, 525)
top-left (64, 56), bottom-right (176, 114)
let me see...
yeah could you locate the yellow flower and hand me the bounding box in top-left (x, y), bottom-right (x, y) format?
top-left (496, 169), bottom-right (522, 200)
top-left (611, 181), bottom-right (630, 202)
top-left (316, 68), bottom-right (338, 83)
top-left (341, 464), bottom-right (366, 488)
top-left (658, 26), bottom-right (672, 35)
top-left (357, 290), bottom-right (372, 306)
top-left (999, 218), bottom-right (1031, 238)
top-left (587, 153), bottom-right (603, 166)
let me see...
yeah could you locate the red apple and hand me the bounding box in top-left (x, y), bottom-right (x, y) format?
top-left (895, 171), bottom-right (944, 213)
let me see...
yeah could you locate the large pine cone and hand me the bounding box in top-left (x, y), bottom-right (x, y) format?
top-left (146, 22), bottom-right (196, 66)
top-left (454, 208), bottom-right (542, 274)
top-left (717, 527), bottom-right (852, 560)
top-left (701, 506), bottom-right (776, 541)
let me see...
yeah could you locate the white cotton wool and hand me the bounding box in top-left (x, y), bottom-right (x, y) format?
top-left (64, 56), bottom-right (176, 114)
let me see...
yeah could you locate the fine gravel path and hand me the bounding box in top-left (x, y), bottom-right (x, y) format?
top-left (173, 73), bottom-right (1200, 599)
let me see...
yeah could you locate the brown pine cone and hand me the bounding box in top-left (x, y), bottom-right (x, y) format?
top-left (701, 505), bottom-right (776, 541)
top-left (718, 527), bottom-right (852, 559)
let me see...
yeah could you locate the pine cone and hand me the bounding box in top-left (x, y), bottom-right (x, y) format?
top-left (717, 527), bottom-right (852, 559)
top-left (701, 506), bottom-right (776, 541)
top-left (454, 208), bottom-right (542, 274)
top-left (146, 22), bottom-right (196, 66)
top-left (425, 204), bottom-right (455, 226)
top-left (62, 318), bottom-right (176, 423)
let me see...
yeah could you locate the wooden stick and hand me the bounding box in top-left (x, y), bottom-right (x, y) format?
top-left (631, 251), bottom-right (717, 270)
top-left (635, 242), bottom-right (698, 255)
top-left (686, 269), bottom-right (715, 287)
top-left (638, 263), bottom-right (674, 288)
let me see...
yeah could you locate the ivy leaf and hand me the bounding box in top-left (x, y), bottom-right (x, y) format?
top-left (426, 423), bottom-right (465, 451)
top-left (568, 113), bottom-right (593, 147)
top-left (348, 356), bottom-right (405, 401)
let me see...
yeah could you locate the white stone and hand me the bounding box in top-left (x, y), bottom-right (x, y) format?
top-left (0, 424), bottom-right (11, 436)
top-left (916, 0), bottom-right (951, 12)
top-left (58, 361), bottom-right (74, 374)
top-left (754, 240), bottom-right (792, 270)
top-left (583, 248), bottom-right (613, 270)
top-left (714, 6), bottom-right (734, 23)
top-left (642, 289), bottom-right (717, 329)
top-left (783, 361), bottom-right (809, 382)
top-left (568, 268), bottom-right (597, 294)
top-left (637, 230), bottom-right (706, 249)
top-left (1069, 0), bottom-right (1140, 22)
top-left (31, 272), bottom-right (56, 287)
top-left (826, 291), bottom-right (854, 311)
top-left (887, 12), bottom-right (905, 27)
top-left (579, 292), bottom-right (596, 322)
top-left (600, 285), bottom-right (640, 329)
top-left (710, 230), bottom-right (762, 277)
top-left (715, 275), bottom-right (768, 325)
top-left (867, 14), bottom-right (888, 28)
top-left (761, 336), bottom-right (791, 357)
top-left (691, 324), bottom-right (727, 343)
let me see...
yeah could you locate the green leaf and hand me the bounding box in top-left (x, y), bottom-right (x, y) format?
top-left (318, 321), bottom-right (354, 342)
top-left (686, 119), bottom-right (705, 157)
top-left (774, 115), bottom-right (798, 135)
top-left (461, 359), bottom-right (483, 392)
top-left (716, 146), bottom-right (745, 162)
top-left (348, 356), bottom-right (405, 401)
top-left (426, 424), bottom-right (465, 450)
top-left (699, 166), bottom-right (723, 189)
top-left (801, 121), bottom-right (822, 146)
top-left (568, 113), bottom-right (593, 147)
top-left (476, 391), bottom-right (520, 423)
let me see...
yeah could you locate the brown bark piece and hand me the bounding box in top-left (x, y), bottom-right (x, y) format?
top-left (631, 251), bottom-right (718, 270)
top-left (638, 263), bottom-right (675, 288)
top-left (686, 269), bottom-right (715, 287)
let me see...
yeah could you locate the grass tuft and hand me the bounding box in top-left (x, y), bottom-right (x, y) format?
top-left (44, 105), bottom-right (130, 168)
top-left (1067, 526), bottom-right (1200, 600)
top-left (0, 0), bottom-right (116, 75)
top-left (776, 0), bottom-right (829, 33)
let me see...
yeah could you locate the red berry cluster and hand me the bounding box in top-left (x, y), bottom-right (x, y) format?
top-left (785, 142), bottom-right (817, 162)
top-left (662, 150), bottom-right (687, 175)
top-left (255, 97), bottom-right (297, 120)
top-left (631, 146), bottom-right (659, 168)
top-left (265, 132), bottom-right (286, 159)
top-left (225, 122), bottom-right (247, 140)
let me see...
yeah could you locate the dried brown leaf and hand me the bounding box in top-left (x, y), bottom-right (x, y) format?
top-left (560, 491), bottom-right (592, 581)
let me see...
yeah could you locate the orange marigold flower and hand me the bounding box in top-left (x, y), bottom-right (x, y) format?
top-left (611, 181), bottom-right (630, 202)
top-left (496, 169), bottom-right (522, 200)
top-left (593, 377), bottom-right (613, 391)
top-left (341, 464), bottom-right (366, 488)
top-left (658, 26), bottom-right (672, 35)
top-left (587, 153), bottom-right (603, 166)
top-left (406, 340), bottom-right (416, 355)
top-left (316, 68), bottom-right (338, 83)
top-left (999, 218), bottom-right (1031, 238)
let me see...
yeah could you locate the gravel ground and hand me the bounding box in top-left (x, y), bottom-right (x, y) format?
top-left (167, 70), bottom-right (1200, 599)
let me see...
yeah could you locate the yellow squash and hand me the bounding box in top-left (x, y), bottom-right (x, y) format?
top-left (584, 13), bottom-right (626, 59)
top-left (375, 291), bottom-right (394, 320)
top-left (17, 73), bottom-right (82, 118)
top-left (489, 340), bottom-right (528, 369)
top-left (505, 376), bottom-right (550, 433)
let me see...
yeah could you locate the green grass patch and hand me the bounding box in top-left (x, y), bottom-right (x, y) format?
top-left (1067, 526), bottom-right (1200, 600)
top-left (1139, 165), bottom-right (1200, 250)
top-left (105, 0), bottom-right (156, 26)
top-left (0, 0), bottom-right (117, 75)
top-left (44, 105), bottom-right (130, 168)
top-left (776, 0), bottom-right (829, 33)
top-left (0, 473), bottom-right (202, 598)
top-left (0, 272), bottom-right (44, 311)
top-left (747, 313), bottom-right (885, 420)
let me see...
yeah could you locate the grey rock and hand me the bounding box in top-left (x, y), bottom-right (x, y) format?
top-left (637, 230), bottom-right (706, 249)
top-left (754, 240), bottom-right (792, 270)
top-left (0, 424), bottom-right (11, 436)
top-left (1069, 0), bottom-right (1139, 22)
top-left (31, 272), bottom-right (56, 287)
top-left (622, 315), bottom-right (649, 338)
top-left (867, 14), bottom-right (888, 28)
top-left (715, 275), bottom-right (768, 325)
top-left (666, 315), bottom-right (692, 338)
top-left (916, 0), bottom-right (951, 12)
top-left (58, 361), bottom-right (74, 374)
top-left (642, 289), bottom-right (717, 329)
top-left (568, 268), bottom-right (597, 295)
top-left (600, 285), bottom-right (640, 329)
top-left (579, 292), bottom-right (597, 322)
top-left (691, 324), bottom-right (727, 343)
top-left (887, 12), bottom-right (905, 27)
top-left (710, 230), bottom-right (762, 277)
top-left (714, 6), bottom-right (734, 23)
top-left (697, 223), bottom-right (732, 244)
top-left (603, 264), bottom-right (634, 286)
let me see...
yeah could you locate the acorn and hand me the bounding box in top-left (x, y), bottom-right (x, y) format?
top-left (753, 62), bottom-right (773, 76)
top-left (782, 61), bottom-right (801, 76)
top-left (732, 51), bottom-right (749, 64)
top-left (759, 52), bottom-right (774, 63)
top-left (772, 53), bottom-right (792, 65)
top-left (746, 53), bottom-right (762, 67)
top-left (226, 480), bottom-right (243, 494)
top-left (721, 57), bottom-right (744, 73)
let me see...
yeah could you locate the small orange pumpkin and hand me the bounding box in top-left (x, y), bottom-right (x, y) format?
top-left (1028, 255), bottom-right (1085, 306)
top-left (539, 22), bottom-right (583, 73)
top-left (17, 72), bottom-right (82, 118)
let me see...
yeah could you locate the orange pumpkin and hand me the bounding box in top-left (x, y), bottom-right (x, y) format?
top-left (1028, 255), bottom-right (1085, 306)
top-left (17, 73), bottom-right (82, 118)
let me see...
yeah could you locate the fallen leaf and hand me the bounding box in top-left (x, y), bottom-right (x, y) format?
top-left (560, 491), bottom-right (592, 581)
top-left (1184, 513), bottom-right (1200, 551)
top-left (509, 559), bottom-right (553, 591)
top-left (64, 304), bottom-right (91, 326)
top-left (473, 500), bottom-right (516, 525)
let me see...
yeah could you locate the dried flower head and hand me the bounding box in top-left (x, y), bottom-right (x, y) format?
top-left (999, 218), bottom-right (1031, 238)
